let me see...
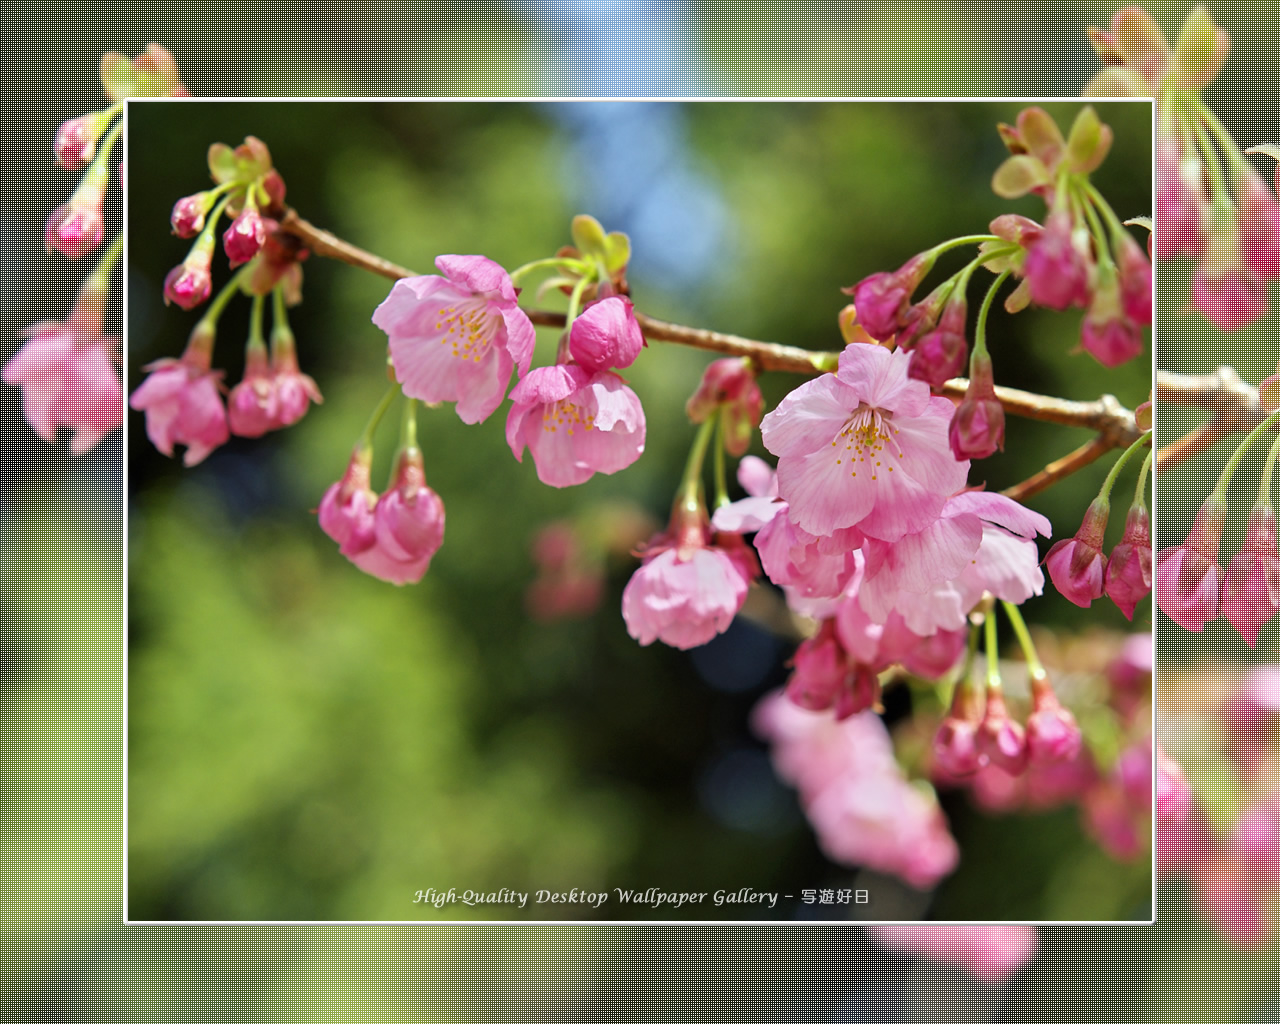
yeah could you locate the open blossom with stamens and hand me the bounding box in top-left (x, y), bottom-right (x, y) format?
top-left (760, 343), bottom-right (968, 542)
top-left (373, 255), bottom-right (536, 424)
top-left (3, 280), bottom-right (122, 455)
top-left (505, 363), bottom-right (645, 487)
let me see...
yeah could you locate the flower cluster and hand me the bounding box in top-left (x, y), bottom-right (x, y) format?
top-left (1085, 6), bottom-right (1280, 330)
top-left (1160, 664), bottom-right (1280, 946)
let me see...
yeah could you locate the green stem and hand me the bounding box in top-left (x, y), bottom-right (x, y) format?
top-left (678, 416), bottom-right (718, 510)
top-left (1257, 430), bottom-right (1280, 507)
top-left (1213, 409), bottom-right (1280, 501)
top-left (271, 284), bottom-right (290, 332)
top-left (1190, 119), bottom-right (1230, 205)
top-left (564, 273), bottom-right (591, 330)
top-left (1098, 430), bottom-right (1153, 502)
top-left (984, 608), bottom-right (1002, 693)
top-left (85, 118), bottom-right (124, 179)
top-left (358, 385), bottom-right (400, 454)
top-left (91, 232), bottom-right (124, 285)
top-left (192, 195), bottom-right (232, 254)
top-left (926, 234), bottom-right (1002, 259)
top-left (1191, 95), bottom-right (1251, 180)
top-left (195, 266), bottom-right (248, 330)
top-left (399, 395), bottom-right (419, 452)
top-left (1131, 448), bottom-right (1153, 508)
top-left (247, 292), bottom-right (266, 349)
top-left (1001, 600), bottom-right (1045, 682)
top-left (712, 417), bottom-right (730, 510)
top-left (509, 255), bottom-right (588, 285)
top-left (972, 268), bottom-right (1012, 362)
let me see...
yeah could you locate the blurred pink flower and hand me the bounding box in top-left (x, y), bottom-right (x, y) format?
top-left (128, 326), bottom-right (228, 466)
top-left (868, 925), bottom-right (1038, 985)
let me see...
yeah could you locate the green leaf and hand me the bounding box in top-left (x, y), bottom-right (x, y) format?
top-left (991, 154), bottom-right (1049, 199)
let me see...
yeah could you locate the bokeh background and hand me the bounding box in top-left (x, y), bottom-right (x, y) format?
top-left (2, 0), bottom-right (1276, 1019)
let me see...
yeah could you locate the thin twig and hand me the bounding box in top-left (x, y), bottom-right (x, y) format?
top-left (1156, 367), bottom-right (1270, 473)
top-left (275, 209), bottom-right (1142, 442)
top-left (1000, 436), bottom-right (1113, 503)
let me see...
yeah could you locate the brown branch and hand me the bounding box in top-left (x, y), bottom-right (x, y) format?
top-left (1156, 367), bottom-right (1268, 474)
top-left (275, 208), bottom-right (1141, 444)
top-left (1001, 436), bottom-right (1114, 503)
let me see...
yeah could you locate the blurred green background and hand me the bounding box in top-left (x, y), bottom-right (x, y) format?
top-left (6, 2), bottom-right (1280, 1020)
top-left (122, 100), bottom-right (1151, 924)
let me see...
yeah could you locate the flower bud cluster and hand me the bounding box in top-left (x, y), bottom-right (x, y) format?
top-left (1085, 6), bottom-right (1280, 331)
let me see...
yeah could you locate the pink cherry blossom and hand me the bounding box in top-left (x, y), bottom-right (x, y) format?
top-left (686, 357), bottom-right (764, 457)
top-left (270, 329), bottom-right (323, 427)
top-left (1044, 498), bottom-right (1109, 608)
top-left (868, 926), bottom-right (1038, 985)
top-left (373, 255), bottom-right (536, 424)
top-left (1104, 504), bottom-right (1152, 620)
top-left (978, 689), bottom-right (1029, 775)
top-left (1080, 284), bottom-right (1145, 367)
top-left (1221, 504), bottom-right (1280, 647)
top-left (318, 448), bottom-right (378, 558)
top-left (3, 283), bottom-right (122, 455)
top-left (350, 448), bottom-right (446, 585)
top-left (505, 363), bottom-right (645, 487)
top-left (1237, 167), bottom-right (1280, 278)
top-left (1025, 689), bottom-right (1082, 764)
top-left (1115, 230), bottom-right (1153, 327)
top-left (760, 342), bottom-right (969, 542)
top-left (907, 297), bottom-right (968, 388)
top-left (567, 295), bottom-right (644, 371)
top-left (128, 328), bottom-right (229, 466)
top-left (226, 343), bottom-right (277, 438)
top-left (1155, 139), bottom-right (1206, 258)
top-left (1022, 211), bottom-right (1091, 310)
top-left (1192, 259), bottom-right (1267, 332)
top-left (222, 206), bottom-right (266, 267)
top-left (948, 350), bottom-right (1004, 459)
top-left (1157, 497), bottom-right (1225, 632)
top-left (753, 692), bottom-right (959, 889)
top-left (621, 525), bottom-right (754, 650)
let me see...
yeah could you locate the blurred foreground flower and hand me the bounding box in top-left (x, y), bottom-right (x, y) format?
top-left (868, 925), bottom-right (1039, 984)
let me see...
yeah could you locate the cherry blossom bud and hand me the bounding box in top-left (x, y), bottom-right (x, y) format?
top-left (53, 112), bottom-right (109, 170)
top-left (318, 447), bottom-right (377, 557)
top-left (843, 251), bottom-right (937, 342)
top-left (223, 205), bottom-right (267, 267)
top-left (1025, 684), bottom-right (1082, 764)
top-left (1236, 166), bottom-right (1280, 278)
top-left (226, 339), bottom-right (277, 438)
top-left (163, 247), bottom-right (214, 310)
top-left (1221, 503), bottom-right (1280, 647)
top-left (1104, 503), bottom-right (1152, 620)
top-left (977, 689), bottom-right (1028, 775)
top-left (1081, 274), bottom-right (1144, 367)
top-left (934, 678), bottom-right (984, 779)
top-left (171, 192), bottom-right (213, 237)
top-left (907, 296), bottom-right (968, 389)
top-left (1114, 231), bottom-right (1153, 327)
top-left (685, 357), bottom-right (763, 457)
top-left (1156, 495), bottom-right (1225, 632)
top-left (948, 349), bottom-right (1004, 460)
top-left (1045, 497), bottom-right (1109, 607)
top-left (1022, 211), bottom-right (1091, 310)
top-left (44, 183), bottom-right (107, 258)
top-left (1155, 139), bottom-right (1207, 258)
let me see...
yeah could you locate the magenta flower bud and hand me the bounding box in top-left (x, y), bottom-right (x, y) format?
top-left (270, 332), bottom-right (323, 427)
top-left (44, 185), bottom-right (107, 258)
top-left (948, 350), bottom-right (1004, 460)
top-left (226, 341), bottom-right (277, 438)
top-left (843, 252), bottom-right (937, 342)
top-left (370, 449), bottom-right (447, 576)
top-left (933, 716), bottom-right (982, 778)
top-left (1157, 496), bottom-right (1226, 632)
top-left (1114, 231), bottom-right (1152, 327)
top-left (907, 297), bottom-right (968, 388)
top-left (318, 448), bottom-right (378, 557)
top-left (1221, 503), bottom-right (1280, 647)
top-left (1155, 746), bottom-right (1193, 824)
top-left (784, 621), bottom-right (847, 712)
top-left (1192, 259), bottom-right (1268, 332)
top-left (1104, 504), bottom-right (1152, 620)
top-left (223, 206), bottom-right (267, 267)
top-left (1025, 685), bottom-right (1082, 764)
top-left (1045, 497), bottom-right (1109, 607)
top-left (833, 664), bottom-right (881, 721)
top-left (170, 192), bottom-right (212, 238)
top-left (163, 254), bottom-right (214, 310)
top-left (1022, 211), bottom-right (1091, 310)
top-left (1236, 167), bottom-right (1280, 279)
top-left (977, 690), bottom-right (1028, 775)
top-left (568, 295), bottom-right (644, 372)
top-left (1155, 139), bottom-right (1206, 258)
top-left (685, 357), bottom-right (764, 457)
top-left (53, 113), bottom-right (106, 170)
top-left (1114, 738), bottom-right (1152, 810)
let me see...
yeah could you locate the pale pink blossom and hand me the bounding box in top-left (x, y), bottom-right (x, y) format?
top-left (1192, 259), bottom-right (1267, 332)
top-left (226, 343), bottom-right (277, 438)
top-left (270, 328), bottom-right (322, 427)
top-left (760, 343), bottom-right (968, 541)
top-left (621, 526), bottom-right (754, 650)
top-left (350, 448), bottom-right (446, 585)
top-left (868, 926), bottom-right (1039, 985)
top-left (753, 692), bottom-right (959, 889)
top-left (3, 283), bottom-right (122, 455)
top-left (318, 448), bottom-right (378, 557)
top-left (128, 327), bottom-right (229, 466)
top-left (505, 363), bottom-right (645, 487)
top-left (44, 183), bottom-right (107, 259)
top-left (372, 254), bottom-right (536, 424)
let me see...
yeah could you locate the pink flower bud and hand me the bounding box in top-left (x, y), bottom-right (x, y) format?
top-left (1045, 498), bottom-right (1109, 607)
top-left (1080, 275), bottom-right (1144, 368)
top-left (318, 448), bottom-right (378, 556)
top-left (1104, 504), bottom-right (1152, 619)
top-left (44, 185), bottom-right (107, 258)
top-left (948, 350), bottom-right (1004, 460)
top-left (977, 689), bottom-right (1028, 775)
top-left (568, 295), bottom-right (644, 372)
top-left (1025, 683), bottom-right (1082, 764)
top-left (1192, 260), bottom-right (1268, 332)
top-left (1022, 211), bottom-right (1091, 310)
top-left (1155, 139), bottom-right (1206, 258)
top-left (907, 297), bottom-right (968, 389)
top-left (785, 621), bottom-right (847, 712)
top-left (226, 340), bottom-right (277, 438)
top-left (1156, 496), bottom-right (1225, 632)
top-left (933, 716), bottom-right (982, 779)
top-left (163, 253), bottom-right (213, 310)
top-left (1114, 231), bottom-right (1152, 327)
top-left (685, 357), bottom-right (763, 457)
top-left (270, 325), bottom-right (322, 427)
top-left (1236, 167), bottom-right (1280, 279)
top-left (1221, 503), bottom-right (1280, 647)
top-left (53, 113), bottom-right (105, 170)
top-left (223, 206), bottom-right (266, 267)
top-left (843, 252), bottom-right (937, 342)
top-left (170, 192), bottom-right (211, 237)
top-left (833, 664), bottom-right (881, 721)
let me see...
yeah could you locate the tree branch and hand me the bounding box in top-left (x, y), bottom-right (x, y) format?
top-left (1156, 367), bottom-right (1268, 473)
top-left (1000, 436), bottom-right (1113, 503)
top-left (275, 209), bottom-right (1142, 447)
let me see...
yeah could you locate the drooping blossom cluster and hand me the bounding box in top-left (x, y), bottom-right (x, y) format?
top-left (1085, 6), bottom-right (1280, 330)
top-left (6, 45), bottom-right (188, 458)
top-left (1159, 663), bottom-right (1280, 946)
top-left (753, 692), bottom-right (960, 890)
top-left (868, 925), bottom-right (1039, 985)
